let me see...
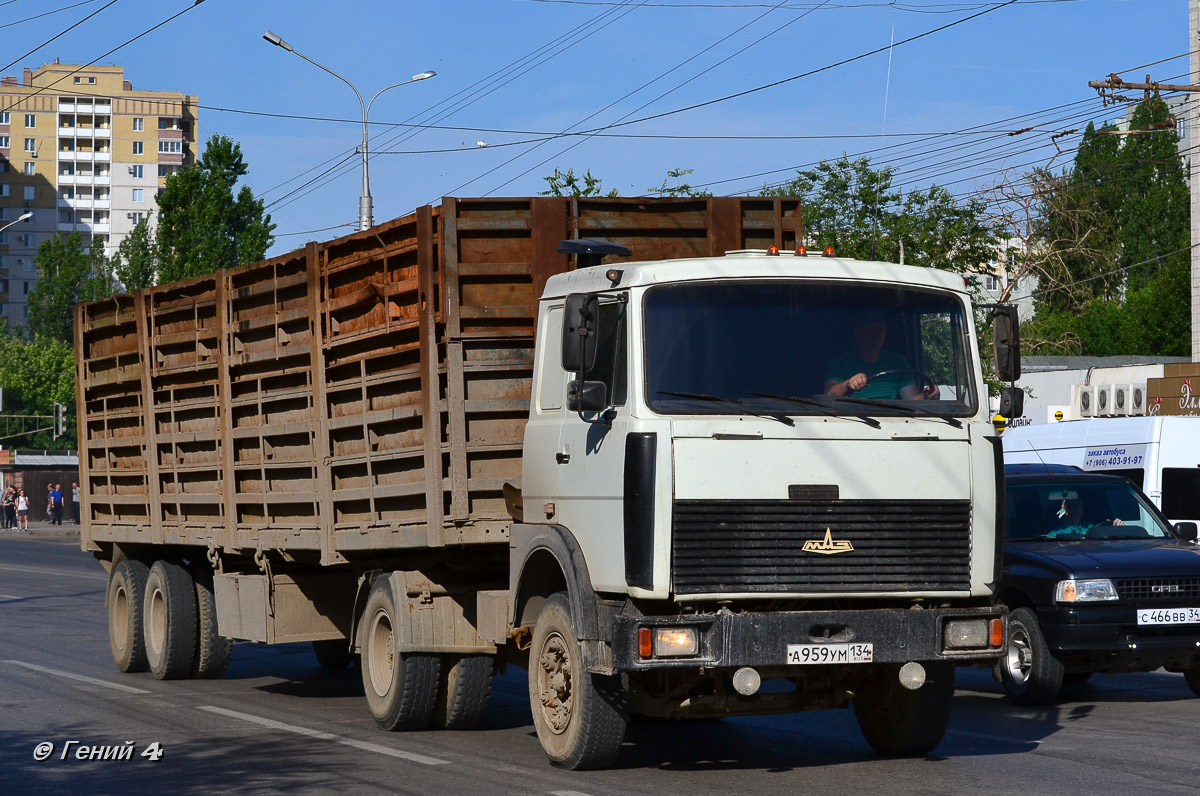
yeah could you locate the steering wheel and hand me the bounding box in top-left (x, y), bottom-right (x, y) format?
top-left (863, 368), bottom-right (938, 393)
top-left (1083, 520), bottom-right (1117, 539)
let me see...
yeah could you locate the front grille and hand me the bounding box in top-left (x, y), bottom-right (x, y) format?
top-left (672, 499), bottom-right (972, 594)
top-left (1116, 578), bottom-right (1200, 602)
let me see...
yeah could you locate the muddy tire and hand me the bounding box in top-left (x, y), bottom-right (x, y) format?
top-left (143, 560), bottom-right (198, 680)
top-left (854, 662), bottom-right (955, 757)
top-left (1000, 607), bottom-right (1063, 706)
top-left (433, 654), bottom-right (494, 730)
top-left (107, 559), bottom-right (150, 673)
top-left (529, 592), bottom-right (627, 770)
top-left (191, 567), bottom-right (232, 679)
top-left (1184, 669), bottom-right (1200, 697)
top-left (359, 577), bottom-right (440, 731)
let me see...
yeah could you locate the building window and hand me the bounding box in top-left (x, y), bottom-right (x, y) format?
top-left (131, 164), bottom-right (144, 178)
top-left (133, 117), bottom-right (144, 132)
top-left (132, 141), bottom-right (143, 156)
top-left (0, 111), bottom-right (8, 124)
top-left (24, 114), bottom-right (35, 129)
top-left (22, 282), bottom-right (28, 295)
top-left (158, 140), bottom-right (182, 154)
top-left (23, 162), bottom-right (33, 176)
top-left (0, 183), bottom-right (7, 197)
top-left (23, 138), bottom-right (34, 153)
top-left (158, 118), bottom-right (175, 131)
top-left (985, 275), bottom-right (1000, 291)
top-left (0, 136), bottom-right (8, 149)
top-left (0, 160), bottom-right (6, 173)
top-left (158, 165), bottom-right (179, 178)
top-left (132, 188), bottom-right (143, 203)
top-left (23, 185), bottom-right (35, 201)
top-left (1007, 251), bottom-right (1017, 269)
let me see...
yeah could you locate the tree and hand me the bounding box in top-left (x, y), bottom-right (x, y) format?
top-left (110, 218), bottom-right (159, 291)
top-left (540, 167), bottom-right (619, 197)
top-left (0, 334), bottom-right (76, 449)
top-left (26, 232), bottom-right (112, 343)
top-left (156, 134), bottom-right (275, 283)
top-left (648, 167), bottom-right (712, 198)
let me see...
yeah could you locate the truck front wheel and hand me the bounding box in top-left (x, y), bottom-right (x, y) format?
top-left (1000, 606), bottom-right (1063, 706)
top-left (359, 577), bottom-right (440, 731)
top-left (107, 559), bottom-right (150, 673)
top-left (528, 592), bottom-right (627, 770)
top-left (854, 662), bottom-right (955, 756)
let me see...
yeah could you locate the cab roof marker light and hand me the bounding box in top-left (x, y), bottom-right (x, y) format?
top-left (767, 245), bottom-right (780, 256)
top-left (822, 245), bottom-right (835, 257)
top-left (795, 245), bottom-right (808, 257)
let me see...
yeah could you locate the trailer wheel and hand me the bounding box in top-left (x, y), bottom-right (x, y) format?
top-left (1183, 669), bottom-right (1200, 697)
top-left (529, 592), bottom-right (627, 770)
top-left (854, 662), bottom-right (955, 756)
top-left (1000, 607), bottom-right (1064, 706)
top-left (313, 640), bottom-right (357, 671)
top-left (433, 654), bottom-right (494, 730)
top-left (360, 577), bottom-right (440, 730)
top-left (191, 566), bottom-right (232, 679)
top-left (107, 559), bottom-right (150, 673)
top-left (143, 560), bottom-right (198, 680)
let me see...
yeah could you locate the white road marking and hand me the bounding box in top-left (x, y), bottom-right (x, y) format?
top-left (3, 660), bottom-right (151, 694)
top-left (0, 563), bottom-right (106, 581)
top-left (552, 791), bottom-right (597, 796)
top-left (198, 705), bottom-right (450, 765)
top-left (0, 594), bottom-right (20, 599)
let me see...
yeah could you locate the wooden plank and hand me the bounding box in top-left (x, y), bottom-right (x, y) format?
top-left (307, 241), bottom-right (339, 565)
top-left (74, 301), bottom-right (93, 542)
top-left (217, 271), bottom-right (238, 553)
top-left (134, 291), bottom-right (161, 542)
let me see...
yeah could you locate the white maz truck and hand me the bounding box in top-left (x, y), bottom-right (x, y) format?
top-left (77, 198), bottom-right (1011, 771)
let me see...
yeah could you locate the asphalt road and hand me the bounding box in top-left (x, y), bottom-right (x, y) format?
top-left (3, 532), bottom-right (1200, 796)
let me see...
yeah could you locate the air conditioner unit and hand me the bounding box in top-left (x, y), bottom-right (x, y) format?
top-left (1128, 383), bottom-right (1147, 415)
top-left (1094, 384), bottom-right (1117, 416)
top-left (1077, 385), bottom-right (1097, 417)
top-left (126, 212), bottom-right (134, 218)
top-left (22, 200), bottom-right (31, 207)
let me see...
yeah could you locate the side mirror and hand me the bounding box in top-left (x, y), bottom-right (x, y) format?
top-left (993, 305), bottom-right (1021, 382)
top-left (561, 293), bottom-right (600, 373)
top-left (567, 380), bottom-right (608, 413)
top-left (998, 386), bottom-right (1024, 419)
top-left (1174, 521), bottom-right (1198, 543)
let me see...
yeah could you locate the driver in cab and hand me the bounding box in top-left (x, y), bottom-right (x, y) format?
top-left (823, 309), bottom-right (940, 400)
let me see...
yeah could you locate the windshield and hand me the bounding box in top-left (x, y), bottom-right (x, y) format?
top-left (1005, 480), bottom-right (1174, 541)
top-left (643, 280), bottom-right (977, 418)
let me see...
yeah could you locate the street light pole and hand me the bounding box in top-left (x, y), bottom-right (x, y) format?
top-left (263, 30), bottom-right (435, 231)
top-left (0, 212), bottom-right (34, 236)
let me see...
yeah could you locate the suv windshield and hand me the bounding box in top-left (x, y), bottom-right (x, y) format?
top-left (643, 280), bottom-right (976, 418)
top-left (1005, 480), bottom-right (1174, 541)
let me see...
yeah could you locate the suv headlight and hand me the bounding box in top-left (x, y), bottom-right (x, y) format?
top-left (1055, 578), bottom-right (1118, 603)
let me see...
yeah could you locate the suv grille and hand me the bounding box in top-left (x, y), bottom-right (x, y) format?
top-left (1116, 578), bottom-right (1200, 602)
top-left (672, 499), bottom-right (972, 594)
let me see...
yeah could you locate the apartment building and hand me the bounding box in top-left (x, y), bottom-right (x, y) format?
top-left (0, 61), bottom-right (196, 327)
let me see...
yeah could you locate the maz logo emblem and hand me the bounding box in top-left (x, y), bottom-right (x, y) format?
top-left (802, 528), bottom-right (854, 555)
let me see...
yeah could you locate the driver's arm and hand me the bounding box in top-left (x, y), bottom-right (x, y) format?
top-left (826, 373), bottom-right (868, 397)
top-left (900, 382), bottom-right (941, 401)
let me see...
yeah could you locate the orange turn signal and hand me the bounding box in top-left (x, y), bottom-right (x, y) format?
top-left (638, 627), bottom-right (652, 658)
top-left (989, 618), bottom-right (1004, 648)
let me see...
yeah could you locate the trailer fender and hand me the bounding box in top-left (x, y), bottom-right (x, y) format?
top-left (510, 523), bottom-right (617, 674)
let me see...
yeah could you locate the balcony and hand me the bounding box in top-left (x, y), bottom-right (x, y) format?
top-left (94, 128), bottom-right (110, 139)
top-left (57, 222), bottom-right (76, 233)
top-left (94, 198), bottom-right (110, 210)
top-left (57, 174), bottom-right (77, 185)
top-left (92, 222), bottom-right (110, 233)
top-left (94, 151), bottom-right (111, 163)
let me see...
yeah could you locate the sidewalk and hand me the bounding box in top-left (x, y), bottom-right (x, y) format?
top-left (0, 520), bottom-right (81, 539)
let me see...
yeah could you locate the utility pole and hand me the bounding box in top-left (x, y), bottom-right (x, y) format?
top-left (1088, 64), bottom-right (1200, 361)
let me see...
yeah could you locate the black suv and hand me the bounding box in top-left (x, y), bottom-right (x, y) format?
top-left (996, 463), bottom-right (1200, 705)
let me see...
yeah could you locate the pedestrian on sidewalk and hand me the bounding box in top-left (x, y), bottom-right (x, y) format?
top-left (2, 487), bottom-right (13, 530)
top-left (72, 482), bottom-right (80, 524)
top-left (49, 483), bottom-right (63, 525)
top-left (16, 490), bottom-right (30, 531)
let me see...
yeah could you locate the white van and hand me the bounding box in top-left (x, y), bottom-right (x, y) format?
top-left (1003, 416), bottom-right (1200, 525)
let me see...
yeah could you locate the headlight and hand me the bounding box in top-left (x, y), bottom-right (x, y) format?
top-left (1055, 578), bottom-right (1118, 603)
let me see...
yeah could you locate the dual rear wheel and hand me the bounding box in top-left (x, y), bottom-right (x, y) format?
top-left (106, 558), bottom-right (231, 680)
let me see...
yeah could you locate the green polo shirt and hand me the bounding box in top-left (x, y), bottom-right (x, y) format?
top-left (825, 350), bottom-right (915, 399)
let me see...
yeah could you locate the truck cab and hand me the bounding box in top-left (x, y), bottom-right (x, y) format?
top-left (511, 249), bottom-right (1010, 767)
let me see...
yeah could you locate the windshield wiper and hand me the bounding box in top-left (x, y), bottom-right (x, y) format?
top-left (656, 390), bottom-right (795, 427)
top-left (746, 391), bottom-right (880, 429)
top-left (832, 395), bottom-right (962, 429)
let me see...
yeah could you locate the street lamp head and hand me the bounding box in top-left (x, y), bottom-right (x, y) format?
top-left (17, 212), bottom-right (32, 221)
top-left (412, 71), bottom-right (436, 82)
top-left (262, 30), bottom-right (293, 52)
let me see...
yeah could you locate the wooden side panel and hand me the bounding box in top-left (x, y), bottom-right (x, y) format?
top-left (78, 293), bottom-right (152, 546)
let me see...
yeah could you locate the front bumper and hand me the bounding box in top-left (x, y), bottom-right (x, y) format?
top-left (1040, 604), bottom-right (1200, 663)
top-left (611, 605), bottom-right (1005, 671)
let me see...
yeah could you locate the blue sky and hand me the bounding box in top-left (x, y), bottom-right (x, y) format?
top-left (5, 0), bottom-right (1186, 256)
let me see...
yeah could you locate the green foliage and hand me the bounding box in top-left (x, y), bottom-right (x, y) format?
top-left (0, 335), bottom-right (76, 449)
top-left (648, 168), bottom-right (712, 198)
top-left (156, 134), bottom-right (275, 283)
top-left (27, 232), bottom-right (113, 343)
top-left (540, 167), bottom-right (619, 197)
top-left (765, 155), bottom-right (999, 273)
top-left (110, 219), bottom-right (159, 291)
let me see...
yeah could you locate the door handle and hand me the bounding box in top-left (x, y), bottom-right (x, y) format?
top-left (555, 452), bottom-right (571, 464)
